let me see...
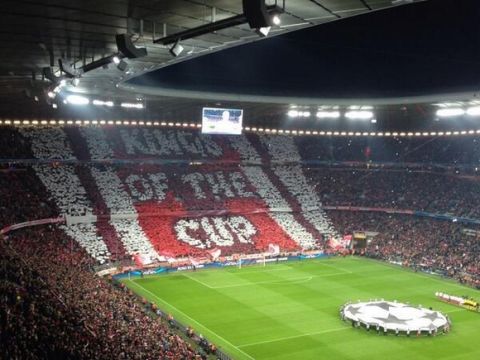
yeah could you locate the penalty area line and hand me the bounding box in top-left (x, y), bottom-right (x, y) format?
top-left (237, 327), bottom-right (349, 348)
top-left (209, 276), bottom-right (315, 289)
top-left (184, 271), bottom-right (350, 290)
top-left (182, 273), bottom-right (215, 289)
top-left (127, 280), bottom-right (255, 360)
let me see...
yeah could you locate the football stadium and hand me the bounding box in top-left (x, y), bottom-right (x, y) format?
top-left (1, 0), bottom-right (480, 359)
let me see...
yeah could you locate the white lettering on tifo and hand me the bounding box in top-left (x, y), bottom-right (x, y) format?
top-left (125, 172), bottom-right (168, 201)
top-left (175, 216), bottom-right (257, 248)
top-left (120, 128), bottom-right (223, 157)
top-left (182, 171), bottom-right (253, 200)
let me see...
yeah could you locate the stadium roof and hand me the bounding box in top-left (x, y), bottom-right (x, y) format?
top-left (3, 0), bottom-right (480, 132)
top-left (1, 0), bottom-right (427, 101)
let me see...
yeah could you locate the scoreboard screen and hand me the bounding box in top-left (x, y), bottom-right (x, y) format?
top-left (202, 107), bottom-right (243, 135)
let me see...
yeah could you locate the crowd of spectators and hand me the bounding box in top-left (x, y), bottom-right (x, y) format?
top-left (306, 167), bottom-right (480, 219)
top-left (295, 136), bottom-right (480, 165)
top-left (0, 127), bottom-right (32, 160)
top-left (328, 211), bottom-right (480, 288)
top-left (1, 227), bottom-right (207, 359)
top-left (0, 166), bottom-right (57, 227)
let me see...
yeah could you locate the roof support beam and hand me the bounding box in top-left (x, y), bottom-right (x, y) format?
top-left (153, 4), bottom-right (283, 46)
top-left (358, 0), bottom-right (372, 11)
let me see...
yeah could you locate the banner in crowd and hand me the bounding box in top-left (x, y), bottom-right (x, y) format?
top-left (1, 217), bottom-right (65, 235)
top-left (268, 244), bottom-right (280, 256)
top-left (328, 236), bottom-right (351, 250)
top-left (207, 248), bottom-right (222, 260)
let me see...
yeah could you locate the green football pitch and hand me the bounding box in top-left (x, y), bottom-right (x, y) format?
top-left (122, 257), bottom-right (480, 360)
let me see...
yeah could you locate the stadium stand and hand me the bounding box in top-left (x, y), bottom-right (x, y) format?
top-left (1, 227), bottom-right (204, 359)
top-left (1, 125), bottom-right (480, 359)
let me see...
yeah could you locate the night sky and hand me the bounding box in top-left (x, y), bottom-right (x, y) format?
top-left (131, 0), bottom-right (480, 98)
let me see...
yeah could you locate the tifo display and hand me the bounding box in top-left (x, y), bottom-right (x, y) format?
top-left (340, 300), bottom-right (450, 336)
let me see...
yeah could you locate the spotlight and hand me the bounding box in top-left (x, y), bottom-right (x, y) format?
top-left (316, 111), bottom-right (340, 119)
top-left (169, 40), bottom-right (184, 57)
top-left (120, 102), bottom-right (144, 109)
top-left (345, 111), bottom-right (374, 120)
top-left (66, 94), bottom-right (89, 105)
top-left (112, 56), bottom-right (121, 65)
top-left (466, 106), bottom-right (480, 116)
top-left (72, 78), bottom-right (80, 87)
top-left (116, 60), bottom-right (128, 72)
top-left (255, 26), bottom-right (271, 37)
top-left (272, 15), bottom-right (281, 25)
top-left (47, 91), bottom-right (56, 99)
top-left (52, 103), bottom-right (58, 109)
top-left (93, 100), bottom-right (114, 107)
top-left (243, 0), bottom-right (278, 28)
top-left (436, 108), bottom-right (465, 117)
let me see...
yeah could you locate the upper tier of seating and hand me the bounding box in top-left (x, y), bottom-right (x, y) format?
top-left (0, 125), bottom-right (478, 165)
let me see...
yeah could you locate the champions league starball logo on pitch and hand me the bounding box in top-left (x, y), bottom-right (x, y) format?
top-left (340, 300), bottom-right (450, 336)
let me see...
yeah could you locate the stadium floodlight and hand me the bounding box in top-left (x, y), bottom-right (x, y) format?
top-left (112, 56), bottom-right (121, 64)
top-left (169, 40), bottom-right (184, 57)
top-left (47, 91), bottom-right (55, 99)
top-left (93, 99), bottom-right (114, 107)
top-left (121, 102), bottom-right (144, 109)
top-left (316, 111), bottom-right (340, 119)
top-left (302, 111), bottom-right (311, 117)
top-left (288, 110), bottom-right (299, 117)
top-left (345, 110), bottom-right (374, 120)
top-left (272, 15), bottom-right (281, 25)
top-left (66, 94), bottom-right (89, 105)
top-left (117, 59), bottom-right (128, 72)
top-left (255, 26), bottom-right (271, 37)
top-left (466, 106), bottom-right (480, 116)
top-left (371, 119), bottom-right (377, 124)
top-left (436, 108), bottom-right (465, 117)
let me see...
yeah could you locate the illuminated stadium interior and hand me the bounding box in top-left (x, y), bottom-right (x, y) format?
top-left (1, 1), bottom-right (480, 359)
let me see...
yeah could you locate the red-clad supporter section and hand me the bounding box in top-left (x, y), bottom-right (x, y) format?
top-left (226, 198), bottom-right (299, 252)
top-left (135, 192), bottom-right (197, 257)
top-left (133, 183), bottom-right (299, 257)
